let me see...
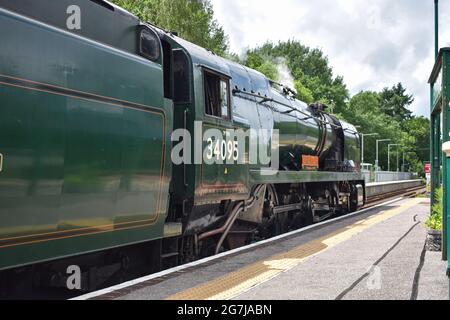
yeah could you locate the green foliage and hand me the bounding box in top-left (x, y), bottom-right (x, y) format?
top-left (426, 214), bottom-right (442, 231)
top-left (339, 91), bottom-right (398, 169)
top-left (223, 52), bottom-right (241, 63)
top-left (432, 188), bottom-right (443, 217)
top-left (110, 0), bottom-right (228, 55)
top-left (402, 116), bottom-right (431, 164)
top-left (244, 52), bottom-right (279, 80)
top-left (244, 41), bottom-right (349, 113)
top-left (294, 80), bottom-right (314, 104)
top-left (340, 90), bottom-right (429, 171)
top-left (379, 83), bottom-right (414, 123)
top-left (257, 61), bottom-right (279, 81)
top-left (426, 188), bottom-right (443, 231)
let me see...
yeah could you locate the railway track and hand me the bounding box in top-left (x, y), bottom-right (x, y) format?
top-left (365, 186), bottom-right (427, 208)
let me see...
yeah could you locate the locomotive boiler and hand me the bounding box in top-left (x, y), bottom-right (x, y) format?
top-left (269, 86), bottom-right (360, 173)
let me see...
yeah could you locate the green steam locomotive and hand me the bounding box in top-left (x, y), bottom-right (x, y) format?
top-left (0, 0), bottom-right (364, 294)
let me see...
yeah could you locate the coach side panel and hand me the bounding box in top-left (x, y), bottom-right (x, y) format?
top-left (0, 9), bottom-right (172, 270)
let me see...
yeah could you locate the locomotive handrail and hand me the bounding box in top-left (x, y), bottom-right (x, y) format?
top-left (343, 128), bottom-right (359, 135)
top-left (232, 88), bottom-right (272, 101)
top-left (234, 89), bottom-right (360, 135)
top-left (269, 79), bottom-right (297, 97)
top-left (232, 88), bottom-right (342, 129)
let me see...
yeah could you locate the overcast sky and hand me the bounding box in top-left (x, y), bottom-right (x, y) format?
top-left (211, 0), bottom-right (449, 118)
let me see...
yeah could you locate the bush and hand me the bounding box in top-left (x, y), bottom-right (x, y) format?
top-left (426, 188), bottom-right (443, 231)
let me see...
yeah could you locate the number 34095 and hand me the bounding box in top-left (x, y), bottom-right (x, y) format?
top-left (206, 138), bottom-right (239, 162)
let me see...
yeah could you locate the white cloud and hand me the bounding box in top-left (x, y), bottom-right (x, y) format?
top-left (212, 0), bottom-right (446, 117)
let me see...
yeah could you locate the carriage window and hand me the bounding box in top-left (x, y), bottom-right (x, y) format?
top-left (204, 71), bottom-right (230, 120)
top-left (139, 28), bottom-right (160, 62)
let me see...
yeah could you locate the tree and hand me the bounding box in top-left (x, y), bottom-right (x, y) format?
top-left (342, 90), bottom-right (428, 174)
top-left (110, 0), bottom-right (229, 55)
top-left (245, 52), bottom-right (279, 80)
top-left (342, 91), bottom-right (407, 170)
top-left (294, 80), bottom-right (314, 104)
top-left (379, 83), bottom-right (414, 123)
top-left (402, 116), bottom-right (431, 165)
top-left (244, 41), bottom-right (349, 113)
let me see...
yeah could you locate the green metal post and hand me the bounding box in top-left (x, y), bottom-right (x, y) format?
top-left (445, 142), bottom-right (450, 299)
top-left (442, 157), bottom-right (450, 300)
top-left (435, 0), bottom-right (439, 59)
top-left (431, 0), bottom-right (450, 296)
top-left (431, 107), bottom-right (440, 208)
top-left (447, 156), bottom-right (450, 296)
top-left (444, 62), bottom-right (449, 263)
top-left (431, 0), bottom-right (438, 206)
top-left (443, 112), bottom-right (448, 262)
top-left (431, 0), bottom-right (440, 210)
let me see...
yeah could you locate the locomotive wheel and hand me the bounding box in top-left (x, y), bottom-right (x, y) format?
top-left (349, 185), bottom-right (359, 213)
top-left (259, 185), bottom-right (279, 239)
top-left (301, 196), bottom-right (314, 227)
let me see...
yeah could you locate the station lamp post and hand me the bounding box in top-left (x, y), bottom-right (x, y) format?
top-left (376, 139), bottom-right (391, 171)
top-left (388, 144), bottom-right (400, 172)
top-left (361, 133), bottom-right (378, 166)
top-left (396, 146), bottom-right (405, 173)
top-left (402, 151), bottom-right (416, 172)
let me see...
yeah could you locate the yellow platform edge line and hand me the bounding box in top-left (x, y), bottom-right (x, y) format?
top-left (167, 198), bottom-right (422, 301)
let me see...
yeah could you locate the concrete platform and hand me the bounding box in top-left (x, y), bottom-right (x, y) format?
top-left (235, 198), bottom-right (448, 300)
top-left (86, 197), bottom-right (448, 300)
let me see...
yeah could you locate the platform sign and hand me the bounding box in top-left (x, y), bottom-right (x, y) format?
top-left (425, 163), bottom-right (431, 194)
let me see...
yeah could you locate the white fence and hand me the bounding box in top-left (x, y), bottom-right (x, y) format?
top-left (362, 171), bottom-right (419, 183)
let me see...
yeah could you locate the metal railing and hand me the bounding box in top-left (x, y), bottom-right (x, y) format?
top-left (362, 170), bottom-right (419, 183)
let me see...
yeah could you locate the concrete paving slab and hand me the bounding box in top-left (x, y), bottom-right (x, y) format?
top-left (417, 252), bottom-right (448, 300)
top-left (102, 198), bottom-right (448, 300)
top-left (235, 199), bottom-right (448, 300)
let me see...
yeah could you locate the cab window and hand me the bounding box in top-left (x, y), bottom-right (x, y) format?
top-left (139, 27), bottom-right (160, 62)
top-left (173, 49), bottom-right (191, 103)
top-left (204, 70), bottom-right (231, 120)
